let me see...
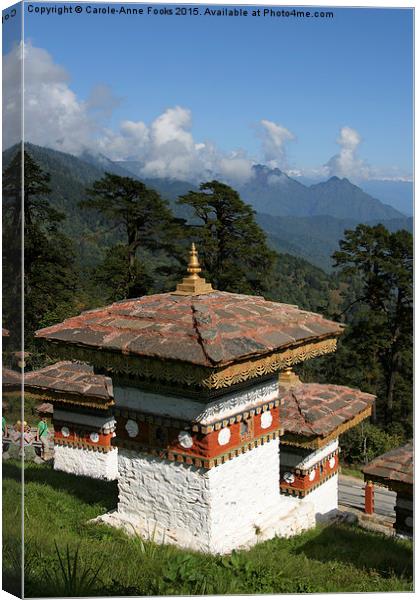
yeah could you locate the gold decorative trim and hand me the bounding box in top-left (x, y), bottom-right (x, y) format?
top-left (44, 336), bottom-right (338, 391)
top-left (24, 389), bottom-right (114, 411)
top-left (280, 405), bottom-right (372, 449)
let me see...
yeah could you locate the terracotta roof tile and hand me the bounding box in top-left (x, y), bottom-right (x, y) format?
top-left (362, 442), bottom-right (413, 486)
top-left (24, 361), bottom-right (113, 405)
top-left (281, 382), bottom-right (375, 441)
top-left (35, 291), bottom-right (343, 367)
top-left (35, 402), bottom-right (54, 415)
top-left (2, 368), bottom-right (21, 390)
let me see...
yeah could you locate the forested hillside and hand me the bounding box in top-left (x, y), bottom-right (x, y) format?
top-left (2, 148), bottom-right (413, 452)
top-left (3, 144), bottom-right (411, 272)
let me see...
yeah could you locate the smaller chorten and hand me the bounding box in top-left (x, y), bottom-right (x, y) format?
top-left (279, 370), bottom-right (375, 519)
top-left (362, 441), bottom-right (413, 536)
top-left (25, 362), bottom-right (117, 480)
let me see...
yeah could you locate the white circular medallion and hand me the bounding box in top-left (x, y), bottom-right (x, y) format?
top-left (329, 456), bottom-right (336, 469)
top-left (218, 427), bottom-right (231, 446)
top-left (90, 432), bottom-right (99, 443)
top-left (125, 419), bottom-right (139, 438)
top-left (61, 426), bottom-right (70, 438)
top-left (309, 469), bottom-right (316, 482)
top-left (261, 410), bottom-right (273, 429)
top-left (283, 472), bottom-right (295, 484)
top-left (405, 516), bottom-right (413, 528)
top-left (178, 430), bottom-right (193, 449)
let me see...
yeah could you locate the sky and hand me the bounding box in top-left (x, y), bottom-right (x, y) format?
top-left (2, 1), bottom-right (414, 183)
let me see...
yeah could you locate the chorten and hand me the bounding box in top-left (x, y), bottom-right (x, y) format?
top-left (278, 370), bottom-right (375, 519)
top-left (35, 244), bottom-right (344, 553)
top-left (25, 361), bottom-right (117, 479)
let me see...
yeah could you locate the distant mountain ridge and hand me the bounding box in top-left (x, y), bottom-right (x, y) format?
top-left (234, 164), bottom-right (404, 222)
top-left (3, 143), bottom-right (411, 272)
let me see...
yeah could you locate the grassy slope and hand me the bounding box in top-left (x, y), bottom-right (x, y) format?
top-left (2, 461), bottom-right (413, 597)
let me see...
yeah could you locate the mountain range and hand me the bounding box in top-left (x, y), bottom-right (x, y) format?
top-left (3, 143), bottom-right (412, 272)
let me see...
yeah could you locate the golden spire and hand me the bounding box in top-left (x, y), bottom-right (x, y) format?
top-left (173, 243), bottom-right (214, 296)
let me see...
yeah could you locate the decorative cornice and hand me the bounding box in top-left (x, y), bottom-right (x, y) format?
top-left (45, 336), bottom-right (338, 392)
top-left (54, 438), bottom-right (115, 453)
top-left (116, 430), bottom-right (280, 469)
top-left (280, 450), bottom-right (340, 497)
top-left (363, 476), bottom-right (413, 496)
top-left (53, 419), bottom-right (115, 435)
top-left (114, 399), bottom-right (281, 434)
top-left (281, 471), bottom-right (338, 498)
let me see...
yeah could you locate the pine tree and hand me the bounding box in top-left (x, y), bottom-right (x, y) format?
top-left (178, 181), bottom-right (277, 295)
top-left (81, 173), bottom-right (185, 299)
top-left (332, 224), bottom-right (413, 430)
top-left (3, 150), bottom-right (78, 352)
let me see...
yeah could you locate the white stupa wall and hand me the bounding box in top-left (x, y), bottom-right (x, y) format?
top-left (281, 439), bottom-right (339, 520)
top-left (111, 438), bottom-right (315, 553)
top-left (297, 474), bottom-right (338, 519)
top-left (54, 444), bottom-right (118, 481)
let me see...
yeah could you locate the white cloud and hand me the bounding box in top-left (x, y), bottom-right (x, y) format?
top-left (2, 42), bottom-right (254, 184)
top-left (324, 126), bottom-right (371, 180)
top-left (86, 84), bottom-right (122, 120)
top-left (259, 119), bottom-right (294, 168)
top-left (3, 41), bottom-right (96, 154)
top-left (5, 43), bottom-right (408, 185)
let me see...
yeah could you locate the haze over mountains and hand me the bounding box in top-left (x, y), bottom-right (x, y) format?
top-left (4, 143), bottom-right (412, 272)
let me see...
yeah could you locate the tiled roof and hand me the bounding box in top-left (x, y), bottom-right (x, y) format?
top-left (281, 382), bottom-right (375, 445)
top-left (35, 292), bottom-right (343, 367)
top-left (35, 402), bottom-right (54, 415)
top-left (24, 361), bottom-right (114, 407)
top-left (2, 368), bottom-right (21, 390)
top-left (362, 442), bottom-right (413, 487)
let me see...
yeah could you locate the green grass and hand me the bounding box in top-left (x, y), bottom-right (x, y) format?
top-left (2, 460), bottom-right (413, 597)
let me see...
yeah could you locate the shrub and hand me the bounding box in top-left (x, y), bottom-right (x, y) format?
top-left (340, 422), bottom-right (404, 465)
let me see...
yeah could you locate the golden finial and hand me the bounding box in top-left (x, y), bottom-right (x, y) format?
top-left (278, 367), bottom-right (301, 387)
top-left (173, 243), bottom-right (214, 296)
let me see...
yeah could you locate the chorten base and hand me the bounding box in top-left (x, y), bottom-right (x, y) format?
top-left (92, 441), bottom-right (316, 554)
top-left (92, 498), bottom-right (315, 554)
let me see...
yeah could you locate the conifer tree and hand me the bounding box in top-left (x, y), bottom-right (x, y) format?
top-left (178, 180), bottom-right (277, 295)
top-left (81, 173), bottom-right (185, 299)
top-left (332, 224), bottom-right (413, 429)
top-left (3, 150), bottom-right (78, 351)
